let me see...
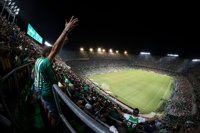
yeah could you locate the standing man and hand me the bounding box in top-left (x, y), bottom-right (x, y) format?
top-left (32, 46), bottom-right (52, 100)
top-left (39, 16), bottom-right (78, 127)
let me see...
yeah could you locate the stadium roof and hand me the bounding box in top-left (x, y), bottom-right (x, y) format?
top-left (15, 0), bottom-right (200, 58)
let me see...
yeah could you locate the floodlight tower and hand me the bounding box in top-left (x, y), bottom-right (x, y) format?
top-left (0, 0), bottom-right (11, 16)
top-left (8, 1), bottom-right (15, 20)
top-left (12, 8), bottom-right (19, 23)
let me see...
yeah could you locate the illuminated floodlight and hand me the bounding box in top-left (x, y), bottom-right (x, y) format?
top-left (140, 52), bottom-right (150, 55)
top-left (89, 48), bottom-right (93, 52)
top-left (15, 11), bottom-right (19, 15)
top-left (124, 51), bottom-right (128, 55)
top-left (192, 59), bottom-right (200, 62)
top-left (97, 47), bottom-right (101, 52)
top-left (11, 2), bottom-right (15, 6)
top-left (109, 49), bottom-right (113, 53)
top-left (80, 47), bottom-right (84, 51)
top-left (102, 49), bottom-right (105, 52)
top-left (116, 50), bottom-right (119, 54)
top-left (44, 41), bottom-right (52, 47)
top-left (167, 54), bottom-right (179, 57)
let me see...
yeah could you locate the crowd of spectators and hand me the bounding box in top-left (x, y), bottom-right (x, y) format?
top-left (62, 55), bottom-right (200, 132)
top-left (51, 64), bottom-right (159, 132)
top-left (0, 15), bottom-right (41, 77)
top-left (66, 59), bottom-right (133, 77)
top-left (130, 55), bottom-right (188, 74)
top-left (1, 13), bottom-right (200, 132)
top-left (165, 76), bottom-right (194, 117)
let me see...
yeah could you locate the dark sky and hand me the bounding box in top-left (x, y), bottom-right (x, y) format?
top-left (15, 0), bottom-right (200, 58)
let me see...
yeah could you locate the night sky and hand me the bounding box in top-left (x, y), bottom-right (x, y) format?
top-left (14, 0), bottom-right (200, 58)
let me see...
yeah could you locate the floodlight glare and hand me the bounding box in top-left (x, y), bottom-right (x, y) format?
top-left (192, 59), bottom-right (200, 62)
top-left (89, 48), bottom-right (93, 52)
top-left (124, 51), bottom-right (128, 54)
top-left (102, 49), bottom-right (105, 52)
top-left (80, 47), bottom-right (84, 51)
top-left (167, 54), bottom-right (179, 57)
top-left (140, 52), bottom-right (150, 55)
top-left (44, 41), bottom-right (52, 47)
top-left (116, 50), bottom-right (119, 54)
top-left (109, 49), bottom-right (113, 53)
top-left (97, 48), bottom-right (101, 52)
top-left (11, 2), bottom-right (15, 6)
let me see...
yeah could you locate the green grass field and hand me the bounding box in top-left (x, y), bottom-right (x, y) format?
top-left (89, 69), bottom-right (174, 114)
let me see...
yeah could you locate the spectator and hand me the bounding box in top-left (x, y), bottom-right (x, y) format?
top-left (32, 46), bottom-right (52, 100)
top-left (39, 16), bottom-right (78, 128)
top-left (117, 108), bottom-right (157, 132)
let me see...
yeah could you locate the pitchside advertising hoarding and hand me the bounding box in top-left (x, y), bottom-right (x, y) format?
top-left (27, 23), bottom-right (43, 44)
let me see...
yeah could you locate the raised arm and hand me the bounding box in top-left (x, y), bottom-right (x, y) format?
top-left (116, 107), bottom-right (125, 116)
top-left (48, 16), bottom-right (78, 62)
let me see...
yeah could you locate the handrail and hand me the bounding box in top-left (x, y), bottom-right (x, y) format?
top-left (1, 62), bottom-right (34, 82)
top-left (0, 61), bottom-right (34, 132)
top-left (52, 84), bottom-right (112, 133)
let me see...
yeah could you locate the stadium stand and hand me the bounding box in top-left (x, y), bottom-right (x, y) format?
top-left (1, 12), bottom-right (200, 133)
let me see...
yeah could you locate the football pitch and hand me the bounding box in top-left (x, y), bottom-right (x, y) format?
top-left (89, 69), bottom-right (174, 114)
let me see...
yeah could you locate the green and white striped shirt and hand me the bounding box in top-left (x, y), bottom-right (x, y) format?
top-left (34, 57), bottom-right (45, 89)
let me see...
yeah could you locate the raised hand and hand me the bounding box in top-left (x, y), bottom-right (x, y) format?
top-left (64, 16), bottom-right (79, 33)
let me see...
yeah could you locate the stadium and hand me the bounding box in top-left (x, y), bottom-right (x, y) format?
top-left (1, 0), bottom-right (200, 133)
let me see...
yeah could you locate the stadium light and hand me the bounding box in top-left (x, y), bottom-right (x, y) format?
top-left (124, 51), bottom-right (128, 55)
top-left (89, 48), bottom-right (93, 52)
top-left (80, 47), bottom-right (84, 52)
top-left (13, 8), bottom-right (19, 23)
top-left (1, 0), bottom-right (20, 24)
top-left (109, 49), bottom-right (113, 53)
top-left (116, 50), bottom-right (119, 54)
top-left (11, 5), bottom-right (14, 9)
top-left (102, 49), bottom-right (105, 52)
top-left (11, 2), bottom-right (15, 6)
top-left (8, 2), bottom-right (11, 5)
top-left (97, 48), bottom-right (101, 52)
top-left (192, 59), bottom-right (200, 62)
top-left (8, 2), bottom-right (16, 21)
top-left (167, 54), bottom-right (179, 57)
top-left (14, 5), bottom-right (17, 9)
top-left (44, 41), bottom-right (52, 47)
top-left (15, 11), bottom-right (19, 15)
top-left (140, 52), bottom-right (150, 55)
top-left (1, 0), bottom-right (12, 16)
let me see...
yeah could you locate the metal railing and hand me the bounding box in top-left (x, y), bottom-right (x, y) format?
top-left (52, 84), bottom-right (112, 133)
top-left (0, 62), bottom-right (34, 132)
